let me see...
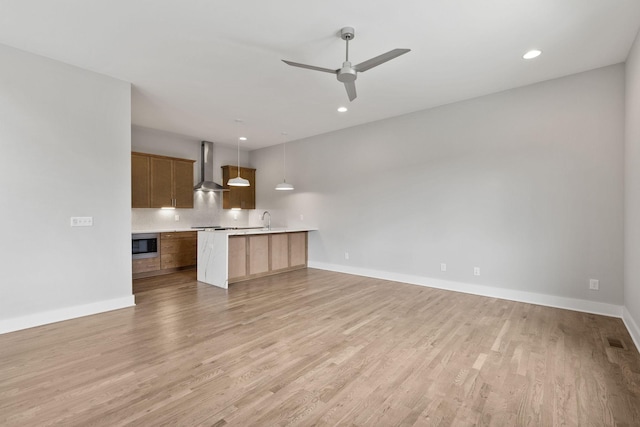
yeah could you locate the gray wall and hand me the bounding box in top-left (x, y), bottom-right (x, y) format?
top-left (625, 30), bottom-right (640, 343)
top-left (131, 126), bottom-right (253, 230)
top-left (253, 64), bottom-right (625, 309)
top-left (0, 43), bottom-right (133, 329)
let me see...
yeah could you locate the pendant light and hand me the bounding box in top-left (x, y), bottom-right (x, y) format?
top-left (228, 136), bottom-right (250, 187)
top-left (275, 133), bottom-right (294, 191)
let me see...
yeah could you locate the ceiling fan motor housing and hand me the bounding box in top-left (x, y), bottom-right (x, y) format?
top-left (337, 62), bottom-right (357, 82)
top-left (340, 27), bottom-right (355, 40)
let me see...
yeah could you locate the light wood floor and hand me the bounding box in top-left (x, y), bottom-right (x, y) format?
top-left (1, 269), bottom-right (639, 426)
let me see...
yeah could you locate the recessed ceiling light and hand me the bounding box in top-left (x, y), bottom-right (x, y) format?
top-left (523, 49), bottom-right (542, 60)
top-left (239, 136), bottom-right (247, 141)
top-left (337, 106), bottom-right (348, 113)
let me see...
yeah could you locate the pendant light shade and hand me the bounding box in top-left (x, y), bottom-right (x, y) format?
top-left (228, 175), bottom-right (250, 187)
top-left (228, 136), bottom-right (250, 187)
top-left (275, 181), bottom-right (294, 191)
top-left (275, 137), bottom-right (294, 191)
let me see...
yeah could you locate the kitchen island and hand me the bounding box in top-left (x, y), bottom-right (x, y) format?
top-left (197, 228), bottom-right (316, 289)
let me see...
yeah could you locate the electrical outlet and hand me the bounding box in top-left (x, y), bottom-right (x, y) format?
top-left (174, 214), bottom-right (180, 221)
top-left (300, 214), bottom-right (304, 221)
top-left (70, 217), bottom-right (93, 227)
top-left (345, 252), bottom-right (350, 260)
top-left (589, 279), bottom-right (599, 290)
top-left (440, 263), bottom-right (447, 272)
top-left (473, 267), bottom-right (480, 276)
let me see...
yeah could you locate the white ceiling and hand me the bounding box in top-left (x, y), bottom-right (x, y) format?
top-left (1, 1), bottom-right (639, 150)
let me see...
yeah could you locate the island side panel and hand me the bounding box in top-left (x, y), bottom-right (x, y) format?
top-left (197, 230), bottom-right (229, 289)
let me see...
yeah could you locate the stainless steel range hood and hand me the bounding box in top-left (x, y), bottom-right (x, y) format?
top-left (194, 141), bottom-right (228, 192)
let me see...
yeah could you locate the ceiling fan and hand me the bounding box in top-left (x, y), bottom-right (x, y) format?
top-left (282, 27), bottom-right (410, 102)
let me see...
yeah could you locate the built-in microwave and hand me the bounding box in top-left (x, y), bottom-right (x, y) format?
top-left (132, 233), bottom-right (159, 259)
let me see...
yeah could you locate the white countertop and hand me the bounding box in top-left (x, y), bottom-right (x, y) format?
top-left (199, 227), bottom-right (317, 236)
top-left (132, 228), bottom-right (197, 234)
top-left (133, 227), bottom-right (317, 235)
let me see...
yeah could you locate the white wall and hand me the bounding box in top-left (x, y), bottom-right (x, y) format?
top-left (0, 44), bottom-right (134, 333)
top-left (625, 31), bottom-right (640, 346)
top-left (131, 126), bottom-right (253, 230)
top-left (253, 64), bottom-right (625, 314)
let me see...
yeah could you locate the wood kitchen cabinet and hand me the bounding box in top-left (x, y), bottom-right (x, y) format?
top-left (221, 165), bottom-right (256, 209)
top-left (227, 232), bottom-right (308, 284)
top-left (160, 231), bottom-right (197, 270)
top-left (228, 234), bottom-right (263, 282)
top-left (228, 236), bottom-right (247, 281)
top-left (132, 231), bottom-right (197, 280)
top-left (289, 232), bottom-right (307, 268)
top-left (270, 233), bottom-right (289, 271)
top-left (248, 235), bottom-right (269, 275)
top-left (131, 152), bottom-right (195, 208)
top-left (131, 153), bottom-right (151, 208)
top-left (132, 256), bottom-right (160, 274)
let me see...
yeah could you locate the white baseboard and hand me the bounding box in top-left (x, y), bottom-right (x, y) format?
top-left (0, 295), bottom-right (136, 335)
top-left (623, 307), bottom-right (640, 351)
top-left (308, 262), bottom-right (623, 318)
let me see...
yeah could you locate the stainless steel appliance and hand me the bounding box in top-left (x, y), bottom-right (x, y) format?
top-left (194, 141), bottom-right (228, 192)
top-left (132, 233), bottom-right (159, 259)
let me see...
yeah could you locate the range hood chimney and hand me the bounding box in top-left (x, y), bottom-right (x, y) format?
top-left (194, 141), bottom-right (228, 192)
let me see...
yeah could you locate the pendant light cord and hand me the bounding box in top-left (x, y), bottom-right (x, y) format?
top-left (283, 143), bottom-right (287, 181)
top-left (237, 138), bottom-right (241, 178)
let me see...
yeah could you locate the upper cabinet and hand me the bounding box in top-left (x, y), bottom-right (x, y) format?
top-left (221, 165), bottom-right (256, 209)
top-left (132, 152), bottom-right (195, 208)
top-left (131, 153), bottom-right (151, 208)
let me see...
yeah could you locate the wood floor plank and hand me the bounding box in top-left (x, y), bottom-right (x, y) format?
top-left (0, 268), bottom-right (639, 426)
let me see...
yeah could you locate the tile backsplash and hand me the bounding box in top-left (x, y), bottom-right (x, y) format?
top-left (131, 191), bottom-right (251, 231)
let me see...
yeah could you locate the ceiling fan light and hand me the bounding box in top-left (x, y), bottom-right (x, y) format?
top-left (275, 181), bottom-right (294, 191)
top-left (228, 176), bottom-right (250, 187)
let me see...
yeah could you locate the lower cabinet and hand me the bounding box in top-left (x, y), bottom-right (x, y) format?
top-left (289, 232), bottom-right (307, 268)
top-left (228, 232), bottom-right (308, 283)
top-left (132, 231), bottom-right (197, 278)
top-left (228, 235), bottom-right (247, 280)
top-left (160, 231), bottom-right (197, 270)
top-left (248, 235), bottom-right (270, 276)
top-left (132, 257), bottom-right (160, 274)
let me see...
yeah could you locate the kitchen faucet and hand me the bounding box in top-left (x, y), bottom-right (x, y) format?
top-left (261, 211), bottom-right (271, 230)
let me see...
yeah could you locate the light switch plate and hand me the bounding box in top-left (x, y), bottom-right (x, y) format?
top-left (70, 217), bottom-right (93, 227)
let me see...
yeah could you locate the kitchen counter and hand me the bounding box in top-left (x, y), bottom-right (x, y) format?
top-left (132, 228), bottom-right (196, 234)
top-left (211, 227), bottom-right (316, 236)
top-left (131, 226), bottom-right (267, 234)
top-left (197, 227), bottom-right (317, 289)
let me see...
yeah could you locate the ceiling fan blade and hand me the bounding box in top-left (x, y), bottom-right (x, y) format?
top-left (353, 48), bottom-right (411, 72)
top-left (344, 81), bottom-right (357, 101)
top-left (282, 60), bottom-right (338, 74)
